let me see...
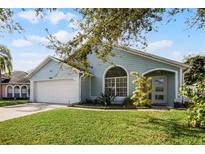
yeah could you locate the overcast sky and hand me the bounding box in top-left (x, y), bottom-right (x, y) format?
top-left (1, 8), bottom-right (205, 72)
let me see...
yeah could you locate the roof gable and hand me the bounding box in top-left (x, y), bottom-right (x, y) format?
top-left (27, 56), bottom-right (80, 79)
top-left (114, 45), bottom-right (189, 69)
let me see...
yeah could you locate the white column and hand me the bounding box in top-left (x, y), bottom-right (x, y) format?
top-left (30, 80), bottom-right (34, 102)
top-left (19, 86), bottom-right (22, 98)
top-left (12, 86), bottom-right (14, 97)
top-left (26, 85), bottom-right (29, 98)
top-left (180, 67), bottom-right (183, 87)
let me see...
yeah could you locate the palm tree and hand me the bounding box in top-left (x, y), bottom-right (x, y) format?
top-left (0, 45), bottom-right (13, 98)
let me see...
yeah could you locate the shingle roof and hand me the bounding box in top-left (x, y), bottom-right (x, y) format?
top-left (2, 71), bottom-right (30, 84)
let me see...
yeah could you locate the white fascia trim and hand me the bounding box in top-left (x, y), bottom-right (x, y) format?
top-left (102, 64), bottom-right (129, 96)
top-left (115, 46), bottom-right (189, 68)
top-left (142, 68), bottom-right (179, 99)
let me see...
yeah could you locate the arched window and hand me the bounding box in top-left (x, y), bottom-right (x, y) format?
top-left (7, 86), bottom-right (13, 98)
top-left (21, 86), bottom-right (27, 98)
top-left (14, 86), bottom-right (20, 98)
top-left (104, 66), bottom-right (128, 97)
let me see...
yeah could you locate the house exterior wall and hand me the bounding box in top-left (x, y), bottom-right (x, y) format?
top-left (30, 60), bottom-right (79, 81)
top-left (87, 48), bottom-right (181, 106)
top-left (1, 84), bottom-right (30, 98)
top-left (1, 84), bottom-right (7, 98)
top-left (29, 59), bottom-right (80, 103)
top-left (80, 76), bottom-right (90, 102)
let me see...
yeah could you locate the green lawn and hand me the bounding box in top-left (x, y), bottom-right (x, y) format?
top-left (0, 108), bottom-right (205, 144)
top-left (0, 99), bottom-right (29, 107)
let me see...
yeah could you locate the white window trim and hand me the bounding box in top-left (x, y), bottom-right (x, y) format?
top-left (6, 85), bottom-right (13, 98)
top-left (21, 86), bottom-right (28, 98)
top-left (102, 65), bottom-right (129, 97)
top-left (5, 85), bottom-right (29, 98)
top-left (142, 68), bottom-right (179, 99)
top-left (105, 76), bottom-right (127, 97)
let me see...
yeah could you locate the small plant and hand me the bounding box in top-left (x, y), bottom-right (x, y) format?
top-left (97, 93), bottom-right (115, 107)
top-left (130, 72), bottom-right (152, 107)
top-left (122, 96), bottom-right (134, 108)
top-left (80, 99), bottom-right (99, 105)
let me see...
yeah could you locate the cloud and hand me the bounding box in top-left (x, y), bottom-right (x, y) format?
top-left (147, 40), bottom-right (173, 52)
top-left (171, 51), bottom-right (181, 57)
top-left (13, 59), bottom-right (43, 72)
top-left (13, 50), bottom-right (54, 71)
top-left (11, 39), bottom-right (32, 47)
top-left (47, 11), bottom-right (76, 25)
top-left (28, 35), bottom-right (48, 43)
top-left (12, 30), bottom-right (76, 48)
top-left (18, 52), bottom-right (47, 59)
top-left (169, 51), bottom-right (183, 61)
top-left (17, 10), bottom-right (41, 24)
top-left (53, 30), bottom-right (76, 43)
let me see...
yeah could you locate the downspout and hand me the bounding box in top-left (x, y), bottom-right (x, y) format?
top-left (79, 72), bottom-right (85, 103)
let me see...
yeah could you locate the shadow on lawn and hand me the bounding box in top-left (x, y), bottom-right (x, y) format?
top-left (126, 115), bottom-right (205, 143)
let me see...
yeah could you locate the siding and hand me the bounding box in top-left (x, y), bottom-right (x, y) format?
top-left (87, 48), bottom-right (181, 105)
top-left (80, 76), bottom-right (90, 101)
top-left (31, 60), bottom-right (79, 81)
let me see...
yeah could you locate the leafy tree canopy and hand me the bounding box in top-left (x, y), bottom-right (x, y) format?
top-left (1, 8), bottom-right (205, 72)
top-left (46, 8), bottom-right (205, 72)
top-left (0, 44), bottom-right (12, 75)
top-left (184, 55), bottom-right (205, 85)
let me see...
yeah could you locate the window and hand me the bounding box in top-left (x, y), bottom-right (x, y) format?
top-left (104, 66), bottom-right (127, 97)
top-left (155, 95), bottom-right (164, 100)
top-left (14, 86), bottom-right (20, 98)
top-left (154, 78), bottom-right (164, 85)
top-left (155, 87), bottom-right (164, 92)
top-left (7, 86), bottom-right (13, 98)
top-left (21, 86), bottom-right (27, 98)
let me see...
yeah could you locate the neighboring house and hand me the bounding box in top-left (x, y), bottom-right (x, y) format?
top-left (0, 71), bottom-right (30, 99)
top-left (28, 46), bottom-right (189, 107)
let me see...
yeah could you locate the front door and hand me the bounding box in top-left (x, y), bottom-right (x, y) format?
top-left (152, 76), bottom-right (167, 104)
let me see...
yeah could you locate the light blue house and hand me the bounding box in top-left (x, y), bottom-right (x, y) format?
top-left (28, 46), bottom-right (189, 107)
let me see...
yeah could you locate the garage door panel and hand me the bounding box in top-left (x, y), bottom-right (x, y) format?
top-left (34, 79), bottom-right (79, 104)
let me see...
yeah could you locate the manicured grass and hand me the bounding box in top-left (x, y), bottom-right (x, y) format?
top-left (0, 108), bottom-right (205, 144)
top-left (0, 99), bottom-right (30, 107)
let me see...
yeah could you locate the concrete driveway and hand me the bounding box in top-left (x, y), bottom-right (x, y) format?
top-left (0, 103), bottom-right (67, 122)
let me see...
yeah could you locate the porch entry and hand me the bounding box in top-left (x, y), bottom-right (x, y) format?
top-left (151, 76), bottom-right (167, 104)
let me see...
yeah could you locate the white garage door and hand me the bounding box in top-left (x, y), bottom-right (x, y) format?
top-left (34, 79), bottom-right (79, 104)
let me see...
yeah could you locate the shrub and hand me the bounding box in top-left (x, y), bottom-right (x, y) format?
top-left (188, 103), bottom-right (205, 128)
top-left (97, 93), bottom-right (115, 106)
top-left (80, 99), bottom-right (98, 105)
top-left (180, 79), bottom-right (205, 128)
top-left (122, 96), bottom-right (134, 108)
top-left (130, 72), bottom-right (152, 107)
